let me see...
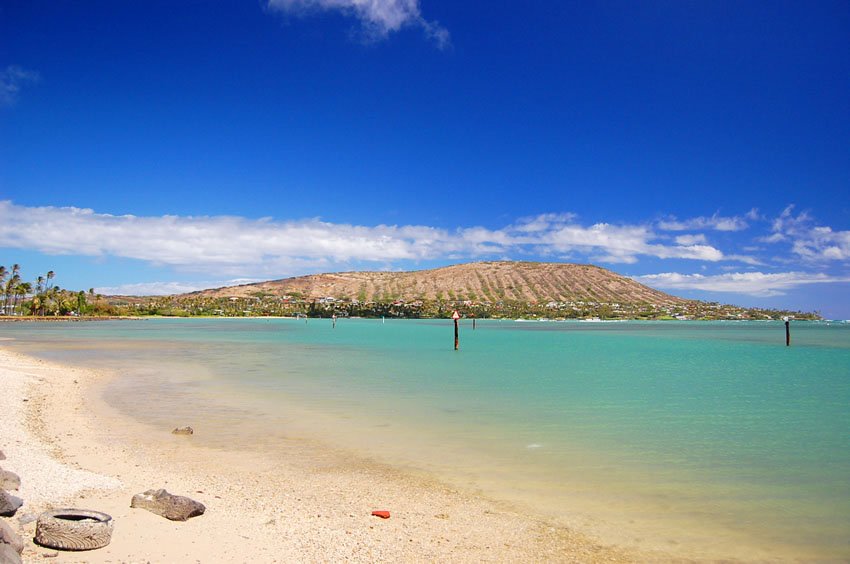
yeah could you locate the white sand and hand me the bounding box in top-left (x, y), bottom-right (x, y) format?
top-left (0, 346), bottom-right (650, 563)
top-left (0, 352), bottom-right (121, 505)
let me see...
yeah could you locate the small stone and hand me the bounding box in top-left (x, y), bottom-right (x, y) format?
top-left (131, 489), bottom-right (205, 521)
top-left (0, 490), bottom-right (23, 517)
top-left (42, 552), bottom-right (58, 558)
top-left (0, 544), bottom-right (23, 564)
top-left (171, 426), bottom-right (194, 435)
top-left (0, 470), bottom-right (21, 491)
top-left (0, 451), bottom-right (5, 461)
top-left (0, 519), bottom-right (24, 554)
top-left (17, 514), bottom-right (37, 526)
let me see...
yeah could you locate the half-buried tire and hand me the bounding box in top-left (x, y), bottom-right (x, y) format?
top-left (34, 509), bottom-right (114, 551)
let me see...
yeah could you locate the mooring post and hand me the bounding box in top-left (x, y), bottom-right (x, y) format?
top-left (784, 317), bottom-right (790, 346)
top-left (332, 314), bottom-right (336, 329)
top-left (472, 317), bottom-right (476, 330)
top-left (452, 310), bottom-right (460, 350)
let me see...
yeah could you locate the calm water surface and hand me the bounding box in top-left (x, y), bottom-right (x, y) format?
top-left (3, 318), bottom-right (849, 559)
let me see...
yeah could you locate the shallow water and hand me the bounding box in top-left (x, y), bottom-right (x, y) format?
top-left (3, 318), bottom-right (849, 559)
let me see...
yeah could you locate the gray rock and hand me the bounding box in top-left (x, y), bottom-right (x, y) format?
top-left (130, 489), bottom-right (205, 521)
top-left (171, 426), bottom-right (194, 435)
top-left (0, 519), bottom-right (23, 554)
top-left (0, 451), bottom-right (5, 461)
top-left (0, 471), bottom-right (20, 491)
top-left (0, 492), bottom-right (23, 517)
top-left (0, 543), bottom-right (22, 564)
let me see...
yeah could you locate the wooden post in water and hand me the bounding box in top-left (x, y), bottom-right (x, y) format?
top-left (784, 316), bottom-right (790, 346)
top-left (472, 317), bottom-right (476, 330)
top-left (452, 310), bottom-right (460, 350)
top-left (332, 314), bottom-right (336, 329)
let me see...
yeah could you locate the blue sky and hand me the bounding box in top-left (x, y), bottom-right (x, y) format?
top-left (1, 1), bottom-right (849, 317)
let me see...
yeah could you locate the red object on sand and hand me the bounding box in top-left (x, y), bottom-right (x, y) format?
top-left (371, 510), bottom-right (391, 519)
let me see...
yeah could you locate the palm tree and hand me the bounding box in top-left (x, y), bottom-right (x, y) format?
top-left (6, 273), bottom-right (20, 316)
top-left (36, 275), bottom-right (45, 315)
top-left (2, 264), bottom-right (19, 315)
top-left (0, 265), bottom-right (7, 315)
top-left (15, 282), bottom-right (32, 316)
top-left (29, 294), bottom-right (42, 317)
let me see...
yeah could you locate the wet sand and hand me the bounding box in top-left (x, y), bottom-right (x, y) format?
top-left (0, 347), bottom-right (653, 563)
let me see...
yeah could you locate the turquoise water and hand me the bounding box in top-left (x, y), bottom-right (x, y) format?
top-left (3, 318), bottom-right (849, 559)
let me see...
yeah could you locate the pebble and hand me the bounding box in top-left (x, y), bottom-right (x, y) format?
top-left (0, 470), bottom-right (21, 491)
top-left (17, 514), bottom-right (37, 526)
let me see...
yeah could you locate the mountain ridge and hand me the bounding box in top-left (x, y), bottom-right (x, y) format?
top-left (187, 261), bottom-right (685, 306)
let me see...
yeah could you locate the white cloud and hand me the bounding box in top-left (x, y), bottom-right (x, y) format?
top-left (95, 279), bottom-right (264, 296)
top-left (762, 205), bottom-right (850, 261)
top-left (725, 254), bottom-right (764, 266)
top-left (0, 202), bottom-right (727, 276)
top-left (266, 0), bottom-right (449, 47)
top-left (675, 234), bottom-right (707, 245)
top-left (658, 212), bottom-right (749, 232)
top-left (636, 271), bottom-right (850, 297)
top-left (0, 65), bottom-right (40, 106)
top-left (792, 226), bottom-right (850, 261)
top-left (770, 204), bottom-right (810, 234)
top-left (505, 216), bottom-right (724, 263)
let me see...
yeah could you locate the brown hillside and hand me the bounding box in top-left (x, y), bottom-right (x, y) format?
top-left (189, 262), bottom-right (684, 306)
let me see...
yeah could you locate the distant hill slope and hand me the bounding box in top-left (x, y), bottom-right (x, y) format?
top-left (189, 261), bottom-right (685, 306)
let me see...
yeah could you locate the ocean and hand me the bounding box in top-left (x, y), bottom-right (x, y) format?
top-left (3, 318), bottom-right (849, 559)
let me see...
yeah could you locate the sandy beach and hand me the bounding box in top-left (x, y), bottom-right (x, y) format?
top-left (0, 346), bottom-right (652, 563)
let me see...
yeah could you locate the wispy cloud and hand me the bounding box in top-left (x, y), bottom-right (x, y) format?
top-left (0, 65), bottom-right (40, 107)
top-left (266, 0), bottom-right (450, 47)
top-left (635, 271), bottom-right (850, 297)
top-left (762, 205), bottom-right (850, 261)
top-left (0, 201), bottom-right (726, 276)
top-left (674, 234), bottom-right (707, 245)
top-left (657, 212), bottom-right (750, 232)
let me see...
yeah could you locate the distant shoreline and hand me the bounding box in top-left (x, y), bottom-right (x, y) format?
top-left (0, 315), bottom-right (141, 322)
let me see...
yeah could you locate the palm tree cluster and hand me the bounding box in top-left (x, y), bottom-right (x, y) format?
top-left (1, 265), bottom-right (75, 316)
top-left (0, 264), bottom-right (32, 316)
